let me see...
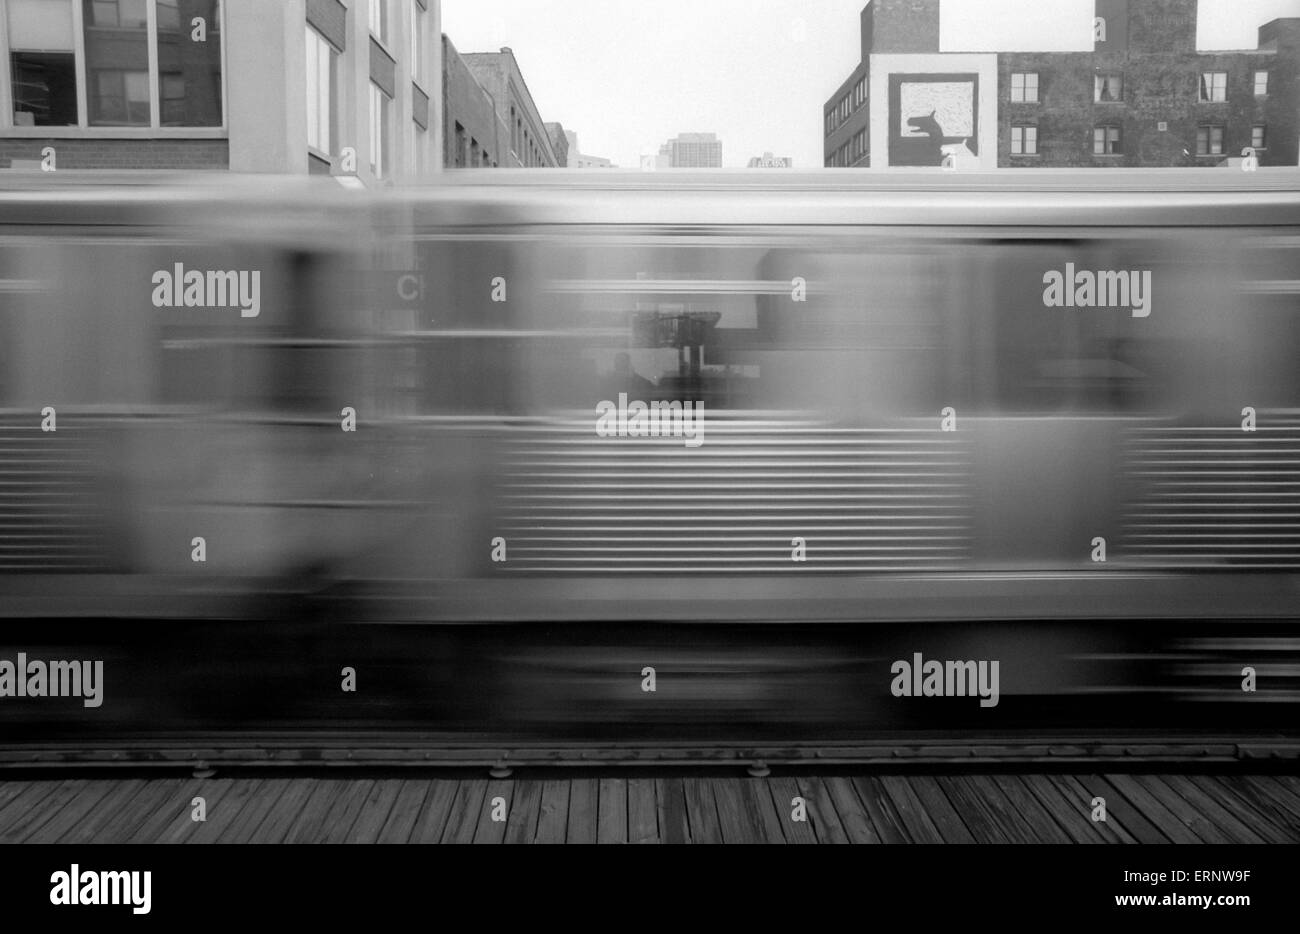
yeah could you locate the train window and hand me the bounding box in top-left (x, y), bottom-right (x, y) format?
top-left (984, 243), bottom-right (1152, 414)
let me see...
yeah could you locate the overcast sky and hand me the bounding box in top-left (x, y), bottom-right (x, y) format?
top-left (443, 0), bottom-right (1300, 169)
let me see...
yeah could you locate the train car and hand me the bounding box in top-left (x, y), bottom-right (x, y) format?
top-left (0, 174), bottom-right (394, 616)
top-left (2, 170), bottom-right (1299, 745)
top-left (360, 170), bottom-right (1300, 622)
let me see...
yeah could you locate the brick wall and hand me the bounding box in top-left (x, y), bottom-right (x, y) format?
top-left (999, 47), bottom-right (1289, 167)
top-left (870, 0), bottom-right (940, 54)
top-left (0, 138), bottom-right (229, 170)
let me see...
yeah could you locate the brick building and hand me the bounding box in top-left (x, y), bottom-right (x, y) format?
top-left (1, 0), bottom-right (443, 182)
top-left (441, 34), bottom-right (506, 167)
top-left (824, 0), bottom-right (1300, 169)
top-left (458, 46), bottom-right (558, 167)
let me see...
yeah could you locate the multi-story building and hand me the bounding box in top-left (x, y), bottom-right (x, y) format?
top-left (442, 33), bottom-right (505, 167)
top-left (563, 129), bottom-right (613, 167)
top-left (460, 46), bottom-right (558, 167)
top-left (0, 0), bottom-right (443, 183)
top-left (656, 131), bottom-right (721, 167)
top-left (748, 151), bottom-right (793, 167)
top-left (824, 0), bottom-right (1300, 169)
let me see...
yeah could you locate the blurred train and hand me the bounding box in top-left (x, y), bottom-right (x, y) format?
top-left (1, 170), bottom-right (1299, 742)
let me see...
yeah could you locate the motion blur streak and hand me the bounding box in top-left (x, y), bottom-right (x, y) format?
top-left (0, 170), bottom-right (1298, 744)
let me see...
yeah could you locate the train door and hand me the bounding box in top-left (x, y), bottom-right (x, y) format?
top-left (963, 235), bottom-right (1175, 570)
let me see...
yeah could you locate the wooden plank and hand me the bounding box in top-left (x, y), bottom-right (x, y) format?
top-left (682, 778), bottom-right (723, 844)
top-left (795, 776), bottom-right (849, 844)
top-left (567, 779), bottom-right (598, 845)
top-left (769, 777), bottom-right (818, 844)
top-left (1047, 774), bottom-right (1135, 844)
top-left (55, 779), bottom-right (148, 844)
top-left (1223, 776), bottom-right (1300, 837)
top-left (188, 779), bottom-right (263, 844)
top-left (597, 778), bottom-right (627, 844)
top-left (317, 779), bottom-right (376, 844)
top-left (534, 780), bottom-right (570, 844)
top-left (849, 776), bottom-right (910, 844)
top-left (26, 780), bottom-right (126, 844)
top-left (84, 778), bottom-right (180, 844)
top-left (1238, 776), bottom-right (1300, 824)
top-left (1097, 774), bottom-right (1188, 843)
top-left (908, 776), bottom-right (976, 844)
top-left (627, 778), bottom-right (658, 844)
top-left (156, 780), bottom-right (235, 844)
top-left (503, 780), bottom-right (543, 844)
top-left (248, 779), bottom-right (316, 844)
top-left (0, 781), bottom-right (64, 842)
top-left (342, 779), bottom-right (402, 844)
top-left (1185, 776), bottom-right (1294, 844)
top-left (655, 778), bottom-right (689, 845)
top-left (989, 774), bottom-right (1074, 844)
top-left (964, 775), bottom-right (1043, 844)
top-left (0, 781), bottom-right (32, 815)
top-left (125, 778), bottom-right (206, 844)
top-left (472, 780), bottom-right (512, 844)
top-left (1020, 774), bottom-right (1102, 844)
top-left (711, 778), bottom-right (767, 844)
top-left (281, 779), bottom-right (346, 844)
top-left (220, 778), bottom-right (293, 844)
top-left (1159, 775), bottom-right (1267, 844)
top-left (3, 780), bottom-right (87, 843)
top-left (934, 776), bottom-right (1012, 844)
top-left (742, 778), bottom-right (786, 844)
top-left (441, 779), bottom-right (488, 844)
top-left (376, 779), bottom-right (431, 844)
top-left (879, 775), bottom-right (944, 844)
top-left (822, 776), bottom-right (881, 844)
top-left (1130, 775), bottom-right (1234, 844)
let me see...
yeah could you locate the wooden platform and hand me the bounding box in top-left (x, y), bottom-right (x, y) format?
top-left (1, 771), bottom-right (1297, 843)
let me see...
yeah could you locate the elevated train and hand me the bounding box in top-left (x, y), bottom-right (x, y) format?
top-left (1, 170), bottom-right (1298, 745)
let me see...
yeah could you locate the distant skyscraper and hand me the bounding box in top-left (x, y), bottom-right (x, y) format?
top-left (657, 132), bottom-right (722, 167)
top-left (748, 152), bottom-right (793, 167)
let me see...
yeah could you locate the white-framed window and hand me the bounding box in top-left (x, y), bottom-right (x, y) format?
top-left (1254, 71), bottom-right (1268, 96)
top-left (1252, 125), bottom-right (1266, 150)
top-left (1094, 124), bottom-right (1121, 155)
top-left (368, 0), bottom-right (388, 44)
top-left (1196, 124), bottom-right (1224, 156)
top-left (369, 80), bottom-right (390, 178)
top-left (1010, 72), bottom-right (1038, 103)
top-left (1011, 125), bottom-right (1037, 155)
top-left (305, 23), bottom-right (335, 155)
top-left (1094, 74), bottom-right (1122, 102)
top-left (4, 0), bottom-right (224, 129)
top-left (410, 0), bottom-right (424, 87)
top-left (1200, 71), bottom-right (1227, 102)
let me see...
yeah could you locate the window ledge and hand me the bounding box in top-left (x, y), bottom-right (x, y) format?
top-left (0, 127), bottom-right (227, 139)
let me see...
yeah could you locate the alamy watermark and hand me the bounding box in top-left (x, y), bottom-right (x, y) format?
top-left (1043, 263), bottom-right (1151, 318)
top-left (890, 652), bottom-right (1000, 707)
top-left (151, 263), bottom-right (261, 318)
top-left (595, 392), bottom-right (705, 448)
top-left (0, 652), bottom-right (103, 707)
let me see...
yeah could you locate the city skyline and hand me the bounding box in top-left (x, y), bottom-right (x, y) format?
top-left (444, 0), bottom-right (1300, 170)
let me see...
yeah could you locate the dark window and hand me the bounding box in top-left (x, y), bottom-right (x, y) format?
top-left (156, 0), bottom-right (223, 126)
top-left (10, 51), bottom-right (77, 125)
top-left (84, 0), bottom-right (149, 125)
